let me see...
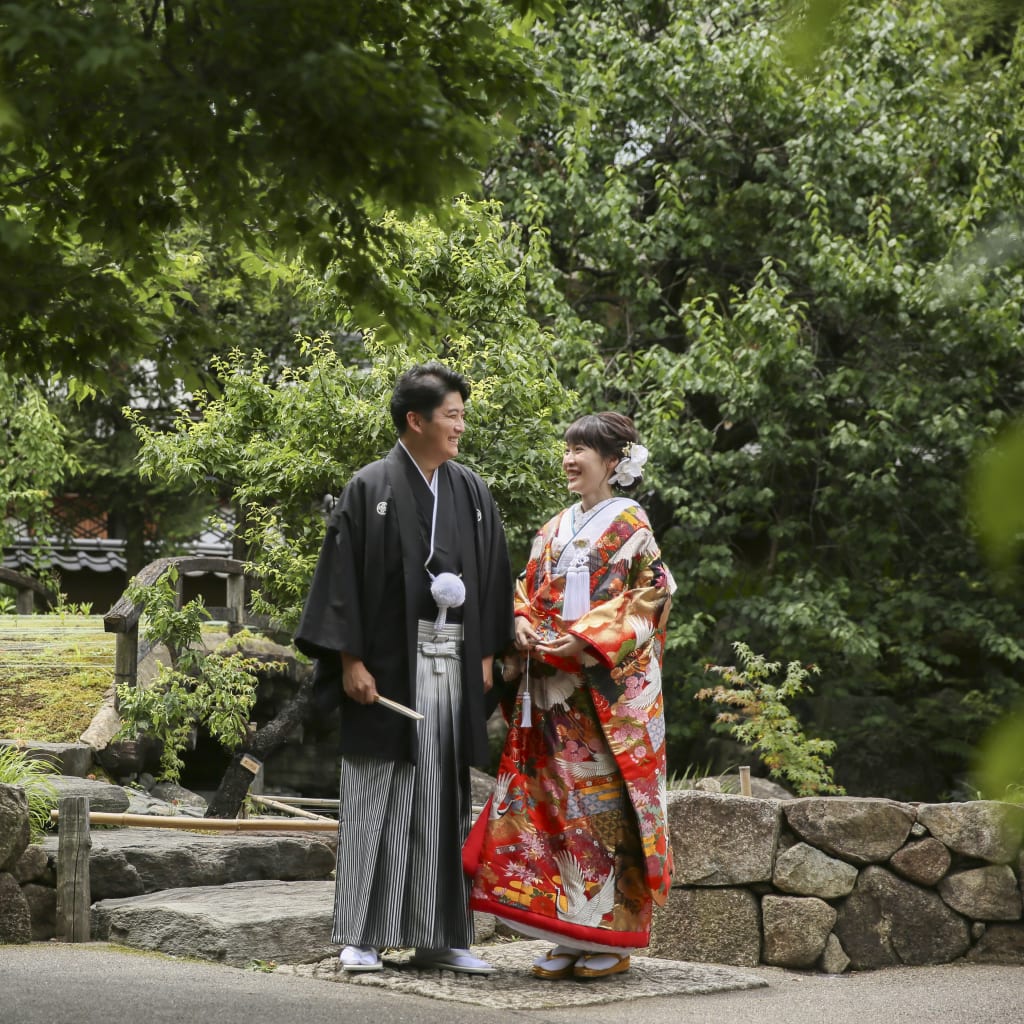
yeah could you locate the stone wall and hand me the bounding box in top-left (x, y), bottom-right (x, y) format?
top-left (5, 775), bottom-right (1024, 969)
top-left (0, 782), bottom-right (34, 943)
top-left (650, 790), bottom-right (1024, 972)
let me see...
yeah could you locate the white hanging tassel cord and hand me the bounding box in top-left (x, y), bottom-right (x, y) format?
top-left (561, 541), bottom-right (592, 622)
top-left (519, 655), bottom-right (532, 729)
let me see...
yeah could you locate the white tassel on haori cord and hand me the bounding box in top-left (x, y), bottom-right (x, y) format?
top-left (430, 572), bottom-right (466, 630)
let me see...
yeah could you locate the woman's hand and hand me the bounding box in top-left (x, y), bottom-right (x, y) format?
top-left (537, 632), bottom-right (588, 658)
top-left (514, 617), bottom-right (540, 650)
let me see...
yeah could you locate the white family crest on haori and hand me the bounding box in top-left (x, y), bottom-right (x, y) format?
top-left (376, 501), bottom-right (388, 516)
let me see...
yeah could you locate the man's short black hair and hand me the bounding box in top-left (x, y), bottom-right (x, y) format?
top-left (390, 362), bottom-right (470, 435)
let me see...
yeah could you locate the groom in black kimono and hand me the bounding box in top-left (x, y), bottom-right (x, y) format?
top-left (294, 362), bottom-right (513, 974)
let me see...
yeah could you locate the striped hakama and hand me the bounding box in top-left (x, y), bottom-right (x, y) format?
top-left (331, 620), bottom-right (473, 949)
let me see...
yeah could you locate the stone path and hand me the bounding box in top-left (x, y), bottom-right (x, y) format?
top-left (278, 939), bottom-right (768, 1009)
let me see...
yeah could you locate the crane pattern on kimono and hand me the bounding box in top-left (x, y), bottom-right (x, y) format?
top-left (554, 850), bottom-right (616, 927)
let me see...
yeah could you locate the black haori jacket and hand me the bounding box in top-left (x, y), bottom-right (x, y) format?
top-left (294, 445), bottom-right (513, 769)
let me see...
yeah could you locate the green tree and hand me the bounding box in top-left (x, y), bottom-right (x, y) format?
top-left (130, 200), bottom-right (574, 627)
top-left (0, 370), bottom-right (79, 569)
top-left (487, 0), bottom-right (1024, 798)
top-left (0, 0), bottom-right (547, 382)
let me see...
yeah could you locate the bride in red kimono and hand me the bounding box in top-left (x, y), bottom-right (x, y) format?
top-left (465, 412), bottom-right (675, 980)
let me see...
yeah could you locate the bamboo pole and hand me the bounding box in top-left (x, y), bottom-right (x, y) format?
top-left (266, 797), bottom-right (341, 810)
top-left (50, 810), bottom-right (338, 832)
top-left (56, 796), bottom-right (92, 942)
top-left (738, 765), bottom-right (752, 797)
top-left (249, 793), bottom-right (333, 821)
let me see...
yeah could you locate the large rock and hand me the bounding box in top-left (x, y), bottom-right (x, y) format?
top-left (48, 775), bottom-right (130, 814)
top-left (42, 826), bottom-right (336, 901)
top-left (820, 932), bottom-right (851, 974)
top-left (650, 886), bottom-right (761, 966)
top-left (80, 703), bottom-right (121, 751)
top-left (148, 782), bottom-right (207, 811)
top-left (0, 739), bottom-right (94, 778)
top-left (10, 843), bottom-right (48, 884)
top-left (761, 895), bottom-right (837, 968)
top-left (962, 923), bottom-right (1024, 964)
top-left (22, 882), bottom-right (56, 941)
top-left (0, 783), bottom-right (30, 872)
top-left (917, 802), bottom-right (1024, 864)
top-left (784, 797), bottom-right (915, 865)
top-left (772, 842), bottom-right (858, 899)
top-left (834, 865), bottom-right (970, 968)
top-left (667, 790), bottom-right (781, 885)
top-left (676, 774), bottom-right (793, 801)
top-left (938, 865), bottom-right (1022, 921)
top-left (889, 837), bottom-right (951, 886)
top-left (91, 879), bottom-right (339, 966)
top-left (0, 871), bottom-right (31, 944)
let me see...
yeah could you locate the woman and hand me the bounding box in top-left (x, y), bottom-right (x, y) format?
top-left (465, 412), bottom-right (675, 980)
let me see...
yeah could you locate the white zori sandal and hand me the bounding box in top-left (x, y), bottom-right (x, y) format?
top-left (408, 947), bottom-right (496, 975)
top-left (339, 944), bottom-right (383, 972)
top-left (532, 945), bottom-right (582, 980)
top-left (573, 951), bottom-right (631, 979)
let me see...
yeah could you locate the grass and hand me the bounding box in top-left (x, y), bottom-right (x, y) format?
top-left (0, 613), bottom-right (236, 744)
top-left (0, 615), bottom-right (113, 742)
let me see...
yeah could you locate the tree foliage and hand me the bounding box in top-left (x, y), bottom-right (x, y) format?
top-left (697, 641), bottom-right (843, 796)
top-left (486, 0), bottom-right (1024, 797)
top-left (0, 370), bottom-right (78, 562)
top-left (115, 568), bottom-right (266, 782)
top-left (130, 201), bottom-right (574, 629)
top-left (0, 0), bottom-right (546, 381)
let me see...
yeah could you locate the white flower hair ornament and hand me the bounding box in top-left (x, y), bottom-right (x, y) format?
top-left (609, 442), bottom-right (649, 487)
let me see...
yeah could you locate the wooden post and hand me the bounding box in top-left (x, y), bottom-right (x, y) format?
top-left (226, 570), bottom-right (245, 633)
top-left (237, 753), bottom-right (263, 819)
top-left (15, 588), bottom-right (34, 614)
top-left (112, 626), bottom-right (139, 710)
top-left (56, 796), bottom-right (92, 942)
top-left (738, 765), bottom-right (752, 797)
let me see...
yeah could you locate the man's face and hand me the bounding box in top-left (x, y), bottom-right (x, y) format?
top-left (409, 391), bottom-right (466, 465)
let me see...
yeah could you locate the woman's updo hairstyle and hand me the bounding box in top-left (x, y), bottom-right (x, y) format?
top-left (564, 412), bottom-right (642, 492)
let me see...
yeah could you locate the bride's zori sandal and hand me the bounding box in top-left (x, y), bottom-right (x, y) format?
top-left (573, 951), bottom-right (631, 979)
top-left (531, 944), bottom-right (583, 980)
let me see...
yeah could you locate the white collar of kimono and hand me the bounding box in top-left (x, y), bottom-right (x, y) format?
top-left (553, 496), bottom-right (632, 575)
top-left (398, 441), bottom-right (442, 575)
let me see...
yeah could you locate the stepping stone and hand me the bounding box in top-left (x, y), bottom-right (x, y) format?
top-left (92, 879), bottom-right (340, 967)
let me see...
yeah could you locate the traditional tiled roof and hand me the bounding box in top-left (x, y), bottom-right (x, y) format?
top-left (2, 503), bottom-right (234, 574)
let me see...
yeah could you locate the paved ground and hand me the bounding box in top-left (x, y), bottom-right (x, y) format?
top-left (5, 943), bottom-right (1024, 1024)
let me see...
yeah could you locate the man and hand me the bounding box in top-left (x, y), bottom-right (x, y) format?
top-left (294, 362), bottom-right (513, 974)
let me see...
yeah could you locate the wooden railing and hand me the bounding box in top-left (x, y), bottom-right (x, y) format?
top-left (103, 556), bottom-right (261, 699)
top-left (0, 567), bottom-right (56, 613)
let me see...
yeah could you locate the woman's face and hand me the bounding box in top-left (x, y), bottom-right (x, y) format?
top-left (563, 442), bottom-right (617, 502)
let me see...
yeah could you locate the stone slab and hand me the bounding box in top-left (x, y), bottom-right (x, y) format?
top-left (43, 826), bottom-right (336, 900)
top-left (278, 940), bottom-right (768, 1008)
top-left (0, 740), bottom-right (94, 778)
top-left (91, 879), bottom-right (340, 966)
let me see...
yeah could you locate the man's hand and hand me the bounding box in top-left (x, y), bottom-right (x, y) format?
top-left (482, 656), bottom-right (494, 693)
top-left (342, 654), bottom-right (379, 705)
